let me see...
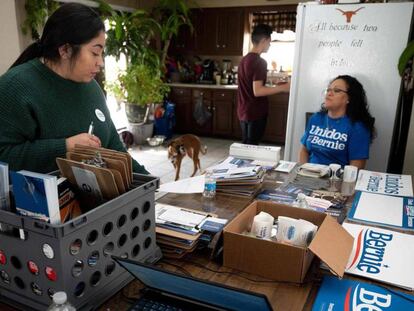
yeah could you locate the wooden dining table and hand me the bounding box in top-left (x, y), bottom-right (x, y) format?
top-left (94, 170), bottom-right (321, 311)
top-left (2, 170), bottom-right (411, 311)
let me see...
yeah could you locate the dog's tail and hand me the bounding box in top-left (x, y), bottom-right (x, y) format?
top-left (200, 145), bottom-right (208, 155)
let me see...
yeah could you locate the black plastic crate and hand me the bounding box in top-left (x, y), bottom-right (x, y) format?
top-left (0, 173), bottom-right (161, 311)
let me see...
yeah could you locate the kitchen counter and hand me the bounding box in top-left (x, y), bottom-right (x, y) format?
top-left (167, 82), bottom-right (238, 90)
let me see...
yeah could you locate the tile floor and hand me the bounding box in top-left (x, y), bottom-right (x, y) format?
top-left (129, 137), bottom-right (235, 184)
top-left (128, 136), bottom-right (283, 184)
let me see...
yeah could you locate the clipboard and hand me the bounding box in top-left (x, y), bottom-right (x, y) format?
top-left (74, 145), bottom-right (133, 186)
top-left (56, 157), bottom-right (119, 200)
top-left (66, 152), bottom-right (128, 192)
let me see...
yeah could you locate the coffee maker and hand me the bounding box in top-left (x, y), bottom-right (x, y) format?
top-left (199, 59), bottom-right (214, 84)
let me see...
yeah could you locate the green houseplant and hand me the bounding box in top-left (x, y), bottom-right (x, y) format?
top-left (111, 63), bottom-right (170, 123)
top-left (22, 0), bottom-right (59, 40)
top-left (398, 41), bottom-right (414, 93)
top-left (99, 0), bottom-right (192, 142)
top-left (99, 1), bottom-right (163, 127)
top-left (151, 0), bottom-right (194, 67)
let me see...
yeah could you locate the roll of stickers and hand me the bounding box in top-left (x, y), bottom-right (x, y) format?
top-left (343, 165), bottom-right (358, 183)
top-left (276, 216), bottom-right (318, 247)
top-left (251, 211), bottom-right (274, 239)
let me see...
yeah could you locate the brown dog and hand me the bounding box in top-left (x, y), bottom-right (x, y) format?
top-left (167, 134), bottom-right (207, 181)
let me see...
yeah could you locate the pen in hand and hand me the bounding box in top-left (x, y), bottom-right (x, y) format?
top-left (88, 121), bottom-right (94, 135)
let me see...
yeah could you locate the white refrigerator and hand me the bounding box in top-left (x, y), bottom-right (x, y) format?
top-left (284, 2), bottom-right (413, 172)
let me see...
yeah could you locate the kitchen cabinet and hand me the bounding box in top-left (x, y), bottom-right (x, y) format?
top-left (191, 89), bottom-right (234, 137)
top-left (263, 93), bottom-right (289, 144)
top-left (169, 8), bottom-right (245, 56)
top-left (198, 8), bottom-right (244, 55)
top-left (168, 24), bottom-right (194, 54)
top-left (169, 87), bottom-right (236, 138)
top-left (168, 10), bottom-right (202, 54)
top-left (168, 87), bottom-right (192, 133)
top-left (213, 90), bottom-right (234, 136)
top-left (192, 89), bottom-right (213, 136)
top-left (169, 86), bottom-right (289, 144)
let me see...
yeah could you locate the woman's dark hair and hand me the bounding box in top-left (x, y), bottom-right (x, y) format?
top-left (10, 3), bottom-right (104, 69)
top-left (321, 75), bottom-right (376, 142)
top-left (251, 24), bottom-right (273, 45)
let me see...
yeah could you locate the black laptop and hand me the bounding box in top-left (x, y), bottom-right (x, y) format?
top-left (112, 256), bottom-right (273, 311)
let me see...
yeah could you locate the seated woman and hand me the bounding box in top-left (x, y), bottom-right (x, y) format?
top-left (299, 75), bottom-right (375, 169)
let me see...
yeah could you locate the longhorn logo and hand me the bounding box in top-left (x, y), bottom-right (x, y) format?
top-left (336, 7), bottom-right (365, 23)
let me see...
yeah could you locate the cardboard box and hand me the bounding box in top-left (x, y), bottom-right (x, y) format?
top-left (223, 201), bottom-right (353, 283)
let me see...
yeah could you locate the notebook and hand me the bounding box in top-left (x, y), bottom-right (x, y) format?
top-left (112, 256), bottom-right (273, 311)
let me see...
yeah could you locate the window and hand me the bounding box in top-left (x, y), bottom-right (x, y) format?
top-left (250, 11), bottom-right (296, 73)
top-left (261, 30), bottom-right (295, 73)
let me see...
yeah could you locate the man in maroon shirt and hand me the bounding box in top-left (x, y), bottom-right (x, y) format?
top-left (237, 24), bottom-right (290, 145)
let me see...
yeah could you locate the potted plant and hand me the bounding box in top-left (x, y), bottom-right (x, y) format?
top-left (99, 0), bottom-right (192, 142)
top-left (106, 63), bottom-right (170, 143)
top-left (111, 64), bottom-right (170, 122)
top-left (98, 1), bottom-right (162, 142)
top-left (151, 0), bottom-right (194, 67)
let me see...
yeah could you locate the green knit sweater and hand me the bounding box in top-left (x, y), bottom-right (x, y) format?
top-left (0, 59), bottom-right (148, 174)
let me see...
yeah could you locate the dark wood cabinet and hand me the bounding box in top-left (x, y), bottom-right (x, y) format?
top-left (169, 8), bottom-right (245, 56)
top-left (169, 86), bottom-right (288, 143)
top-left (168, 87), bottom-right (235, 138)
top-left (191, 88), bottom-right (234, 137)
top-left (192, 89), bottom-right (213, 136)
top-left (168, 24), bottom-right (193, 54)
top-left (263, 93), bottom-right (289, 144)
top-left (214, 9), bottom-right (244, 55)
top-left (168, 10), bottom-right (202, 54)
top-left (213, 90), bottom-right (234, 136)
top-left (169, 87), bottom-right (192, 133)
top-left (199, 8), bottom-right (244, 55)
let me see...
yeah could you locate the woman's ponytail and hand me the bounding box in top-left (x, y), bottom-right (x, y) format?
top-left (10, 41), bottom-right (43, 69)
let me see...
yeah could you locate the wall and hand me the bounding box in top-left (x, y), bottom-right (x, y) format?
top-left (0, 0), bottom-right (22, 74)
top-left (193, 0), bottom-right (301, 8)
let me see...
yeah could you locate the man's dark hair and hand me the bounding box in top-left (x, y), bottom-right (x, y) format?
top-left (251, 24), bottom-right (273, 45)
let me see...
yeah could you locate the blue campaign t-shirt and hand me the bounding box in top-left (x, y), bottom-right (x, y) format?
top-left (300, 112), bottom-right (370, 166)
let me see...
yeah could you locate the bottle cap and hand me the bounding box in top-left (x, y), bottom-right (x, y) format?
top-left (53, 291), bottom-right (67, 305)
top-left (297, 193), bottom-right (306, 200)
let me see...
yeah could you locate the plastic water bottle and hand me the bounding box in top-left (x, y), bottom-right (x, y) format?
top-left (47, 292), bottom-right (76, 311)
top-left (203, 171), bottom-right (216, 198)
top-left (295, 193), bottom-right (309, 209)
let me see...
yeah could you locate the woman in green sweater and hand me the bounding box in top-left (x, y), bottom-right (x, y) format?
top-left (0, 3), bottom-right (149, 174)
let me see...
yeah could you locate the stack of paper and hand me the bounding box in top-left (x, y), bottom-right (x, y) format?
top-left (297, 163), bottom-right (330, 178)
top-left (207, 157), bottom-right (265, 197)
top-left (155, 203), bottom-right (226, 258)
top-left (257, 181), bottom-right (347, 222)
